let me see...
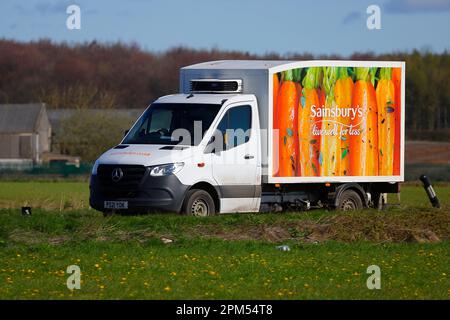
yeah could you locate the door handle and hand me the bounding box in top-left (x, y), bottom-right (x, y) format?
top-left (244, 154), bottom-right (254, 159)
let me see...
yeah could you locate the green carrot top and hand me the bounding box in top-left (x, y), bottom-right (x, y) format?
top-left (379, 67), bottom-right (392, 80)
top-left (302, 67), bottom-right (321, 89)
top-left (355, 67), bottom-right (370, 82)
top-left (323, 66), bottom-right (338, 104)
top-left (292, 68), bottom-right (302, 83)
top-left (337, 67), bottom-right (349, 80)
top-left (355, 67), bottom-right (377, 85)
top-left (283, 69), bottom-right (294, 82)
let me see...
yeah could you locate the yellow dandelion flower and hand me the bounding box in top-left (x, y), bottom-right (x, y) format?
top-left (164, 286), bottom-right (171, 292)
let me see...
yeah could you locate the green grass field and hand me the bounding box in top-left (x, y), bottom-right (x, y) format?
top-left (0, 182), bottom-right (448, 299)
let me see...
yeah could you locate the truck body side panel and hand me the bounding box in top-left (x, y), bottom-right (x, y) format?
top-left (181, 60), bottom-right (405, 185)
top-left (269, 61), bottom-right (405, 184)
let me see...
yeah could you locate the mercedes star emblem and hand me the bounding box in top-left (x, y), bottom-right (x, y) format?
top-left (111, 168), bottom-right (124, 182)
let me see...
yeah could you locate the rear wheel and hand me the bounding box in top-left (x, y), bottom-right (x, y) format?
top-left (337, 190), bottom-right (363, 211)
top-left (183, 189), bottom-right (216, 216)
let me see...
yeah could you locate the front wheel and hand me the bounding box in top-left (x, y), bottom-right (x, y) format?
top-left (182, 189), bottom-right (216, 216)
top-left (337, 190), bottom-right (363, 211)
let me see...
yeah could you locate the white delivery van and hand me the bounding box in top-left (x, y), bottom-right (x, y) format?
top-left (90, 60), bottom-right (405, 215)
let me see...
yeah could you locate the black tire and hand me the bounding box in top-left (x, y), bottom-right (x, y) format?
top-left (337, 190), bottom-right (363, 211)
top-left (182, 189), bottom-right (216, 216)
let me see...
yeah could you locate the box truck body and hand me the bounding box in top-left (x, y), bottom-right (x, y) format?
top-left (90, 60), bottom-right (405, 215)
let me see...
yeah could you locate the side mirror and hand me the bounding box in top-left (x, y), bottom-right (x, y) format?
top-left (204, 134), bottom-right (228, 154)
top-left (203, 136), bottom-right (216, 154)
top-left (124, 129), bottom-right (129, 137)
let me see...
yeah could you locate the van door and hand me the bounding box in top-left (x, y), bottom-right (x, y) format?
top-left (210, 100), bottom-right (260, 212)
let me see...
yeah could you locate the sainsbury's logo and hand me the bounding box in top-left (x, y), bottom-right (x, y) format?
top-left (309, 104), bottom-right (366, 137)
top-left (310, 104), bottom-right (365, 121)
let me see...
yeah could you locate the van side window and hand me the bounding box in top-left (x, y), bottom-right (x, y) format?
top-left (216, 105), bottom-right (252, 150)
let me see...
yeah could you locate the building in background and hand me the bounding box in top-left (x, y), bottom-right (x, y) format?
top-left (0, 103), bottom-right (51, 166)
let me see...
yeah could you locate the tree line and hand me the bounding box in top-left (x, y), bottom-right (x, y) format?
top-left (0, 39), bottom-right (449, 134)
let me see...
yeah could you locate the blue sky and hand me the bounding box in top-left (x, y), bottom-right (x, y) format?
top-left (1, 0), bottom-right (449, 55)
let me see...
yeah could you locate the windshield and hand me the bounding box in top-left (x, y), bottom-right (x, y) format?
top-left (122, 103), bottom-right (221, 145)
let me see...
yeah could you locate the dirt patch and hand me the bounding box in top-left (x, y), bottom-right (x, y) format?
top-left (406, 141), bottom-right (450, 165)
top-left (9, 229), bottom-right (46, 245)
top-left (9, 229), bottom-right (69, 245)
top-left (8, 225), bottom-right (165, 245)
top-left (7, 211), bottom-right (449, 245)
top-left (193, 212), bottom-right (449, 244)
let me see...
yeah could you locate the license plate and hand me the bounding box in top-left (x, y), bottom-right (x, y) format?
top-left (104, 201), bottom-right (128, 209)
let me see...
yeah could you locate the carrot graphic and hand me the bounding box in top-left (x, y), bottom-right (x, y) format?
top-left (392, 67), bottom-right (401, 175)
top-left (293, 68), bottom-right (303, 100)
top-left (293, 68), bottom-right (303, 176)
top-left (349, 67), bottom-right (378, 176)
top-left (319, 67), bottom-right (340, 176)
top-left (299, 67), bottom-right (321, 176)
top-left (334, 67), bottom-right (353, 176)
top-left (273, 73), bottom-right (281, 176)
top-left (377, 68), bottom-right (396, 176)
top-left (317, 69), bottom-right (326, 109)
top-left (278, 70), bottom-right (299, 177)
top-left (273, 73), bottom-right (280, 124)
top-left (318, 88), bottom-right (326, 110)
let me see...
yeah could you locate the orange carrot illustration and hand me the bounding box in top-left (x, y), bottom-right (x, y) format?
top-left (293, 68), bottom-right (303, 100)
top-left (293, 68), bottom-right (303, 176)
top-left (319, 67), bottom-right (340, 176)
top-left (278, 70), bottom-right (299, 177)
top-left (299, 67), bottom-right (321, 176)
top-left (349, 67), bottom-right (378, 176)
top-left (273, 73), bottom-right (281, 176)
top-left (377, 68), bottom-right (396, 176)
top-left (334, 67), bottom-right (353, 176)
top-left (392, 67), bottom-right (401, 175)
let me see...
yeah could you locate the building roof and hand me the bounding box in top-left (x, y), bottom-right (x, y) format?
top-left (0, 103), bottom-right (46, 134)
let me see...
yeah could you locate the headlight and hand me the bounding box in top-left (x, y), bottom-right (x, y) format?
top-left (91, 160), bottom-right (100, 175)
top-left (150, 162), bottom-right (184, 176)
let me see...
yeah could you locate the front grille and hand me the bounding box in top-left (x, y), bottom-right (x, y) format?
top-left (97, 164), bottom-right (147, 197)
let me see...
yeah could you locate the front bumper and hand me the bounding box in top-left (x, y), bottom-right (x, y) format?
top-left (89, 171), bottom-right (189, 213)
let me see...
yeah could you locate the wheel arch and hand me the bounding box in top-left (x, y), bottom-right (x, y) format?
top-left (333, 183), bottom-right (368, 208)
top-left (186, 181), bottom-right (221, 213)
